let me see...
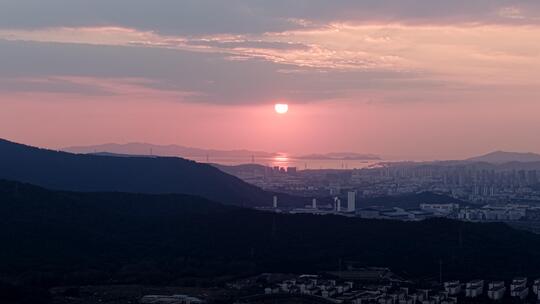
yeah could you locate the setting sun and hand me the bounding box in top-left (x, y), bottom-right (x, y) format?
top-left (274, 103), bottom-right (288, 114)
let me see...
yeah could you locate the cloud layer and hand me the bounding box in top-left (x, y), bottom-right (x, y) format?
top-left (1, 0), bottom-right (540, 34)
top-left (1, 22), bottom-right (539, 105)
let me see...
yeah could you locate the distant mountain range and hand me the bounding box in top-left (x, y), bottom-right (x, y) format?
top-left (0, 138), bottom-right (284, 207)
top-left (64, 143), bottom-right (382, 161)
top-left (2, 179), bottom-right (540, 289)
top-left (64, 142), bottom-right (275, 158)
top-left (465, 151), bottom-right (540, 164)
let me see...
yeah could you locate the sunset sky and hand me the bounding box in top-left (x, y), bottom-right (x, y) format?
top-left (1, 1), bottom-right (540, 160)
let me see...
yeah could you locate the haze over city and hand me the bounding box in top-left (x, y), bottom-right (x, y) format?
top-left (2, 1), bottom-right (540, 160)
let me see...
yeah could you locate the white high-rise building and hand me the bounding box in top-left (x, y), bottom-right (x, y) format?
top-left (312, 198), bottom-right (317, 209)
top-left (347, 191), bottom-right (356, 212)
top-left (273, 195), bottom-right (278, 208)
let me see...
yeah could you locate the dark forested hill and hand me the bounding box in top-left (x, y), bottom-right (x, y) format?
top-left (0, 138), bottom-right (274, 206)
top-left (1, 179), bottom-right (540, 290)
top-left (362, 192), bottom-right (470, 209)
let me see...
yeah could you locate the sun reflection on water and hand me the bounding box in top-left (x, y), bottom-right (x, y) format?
top-left (271, 154), bottom-right (290, 168)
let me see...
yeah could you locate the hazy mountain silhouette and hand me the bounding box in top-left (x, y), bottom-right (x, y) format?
top-left (63, 142), bottom-right (275, 158)
top-left (466, 150), bottom-right (540, 163)
top-left (64, 143), bottom-right (383, 163)
top-left (2, 179), bottom-right (540, 289)
top-left (0, 138), bottom-right (277, 206)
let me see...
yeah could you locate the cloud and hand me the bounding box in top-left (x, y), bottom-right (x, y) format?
top-left (184, 39), bottom-right (310, 51)
top-left (0, 38), bottom-right (449, 104)
top-left (498, 7), bottom-right (527, 20)
top-left (0, 76), bottom-right (114, 96)
top-left (2, 17), bottom-right (540, 105)
top-left (1, 1), bottom-right (540, 106)
top-left (0, 26), bottom-right (406, 71)
top-left (1, 0), bottom-right (540, 36)
top-left (0, 0), bottom-right (296, 35)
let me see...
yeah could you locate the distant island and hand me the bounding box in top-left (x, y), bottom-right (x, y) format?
top-left (296, 152), bottom-right (381, 161)
top-left (465, 150), bottom-right (540, 164)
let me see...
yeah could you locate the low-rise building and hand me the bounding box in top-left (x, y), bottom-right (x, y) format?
top-left (533, 279), bottom-right (540, 295)
top-left (465, 280), bottom-right (484, 298)
top-left (140, 295), bottom-right (204, 304)
top-left (443, 281), bottom-right (461, 296)
top-left (358, 208), bottom-right (382, 219)
top-left (420, 203), bottom-right (459, 215)
top-left (487, 281), bottom-right (506, 300)
top-left (510, 278), bottom-right (528, 300)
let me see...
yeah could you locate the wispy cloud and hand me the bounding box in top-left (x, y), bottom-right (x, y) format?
top-left (2, 1), bottom-right (540, 35)
top-left (2, 23), bottom-right (539, 85)
top-left (1, 1), bottom-right (540, 106)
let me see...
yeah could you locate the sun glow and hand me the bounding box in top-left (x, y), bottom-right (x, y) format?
top-left (274, 103), bottom-right (289, 114)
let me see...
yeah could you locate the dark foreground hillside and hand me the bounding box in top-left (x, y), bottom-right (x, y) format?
top-left (0, 138), bottom-right (274, 207)
top-left (362, 191), bottom-right (470, 209)
top-left (2, 179), bottom-right (540, 290)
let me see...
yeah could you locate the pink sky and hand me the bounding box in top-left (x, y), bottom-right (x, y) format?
top-left (2, 90), bottom-right (540, 160)
top-left (1, 1), bottom-right (540, 160)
